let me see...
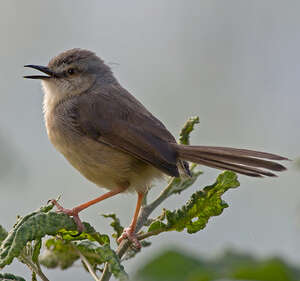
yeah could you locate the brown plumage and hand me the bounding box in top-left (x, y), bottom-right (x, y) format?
top-left (24, 48), bottom-right (288, 248)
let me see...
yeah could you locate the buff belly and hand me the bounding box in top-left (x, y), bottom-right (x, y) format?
top-left (47, 124), bottom-right (164, 193)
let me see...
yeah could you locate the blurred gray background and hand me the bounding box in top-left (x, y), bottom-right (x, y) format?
top-left (0, 1), bottom-right (299, 280)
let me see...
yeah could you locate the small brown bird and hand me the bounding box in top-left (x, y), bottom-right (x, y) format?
top-left (24, 49), bottom-right (287, 248)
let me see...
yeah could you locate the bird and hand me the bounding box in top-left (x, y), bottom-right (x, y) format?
top-left (24, 48), bottom-right (287, 248)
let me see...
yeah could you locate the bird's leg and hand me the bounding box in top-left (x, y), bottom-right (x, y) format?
top-left (117, 191), bottom-right (144, 249)
top-left (50, 187), bottom-right (126, 233)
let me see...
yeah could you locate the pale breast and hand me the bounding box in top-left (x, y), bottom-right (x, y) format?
top-left (44, 100), bottom-right (163, 193)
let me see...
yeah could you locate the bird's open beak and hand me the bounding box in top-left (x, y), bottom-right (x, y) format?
top-left (24, 65), bottom-right (55, 79)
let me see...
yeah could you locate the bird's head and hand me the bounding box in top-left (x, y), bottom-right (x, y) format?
top-left (24, 48), bottom-right (115, 104)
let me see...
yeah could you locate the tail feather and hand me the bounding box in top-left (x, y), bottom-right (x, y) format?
top-left (197, 146), bottom-right (288, 160)
top-left (175, 144), bottom-right (288, 177)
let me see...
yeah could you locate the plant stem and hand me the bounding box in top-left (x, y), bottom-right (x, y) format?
top-left (19, 255), bottom-right (50, 281)
top-left (75, 247), bottom-right (101, 281)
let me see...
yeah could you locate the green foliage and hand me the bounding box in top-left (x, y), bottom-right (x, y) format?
top-left (57, 228), bottom-right (110, 245)
top-left (32, 239), bottom-right (42, 264)
top-left (231, 258), bottom-right (296, 281)
top-left (39, 238), bottom-right (79, 269)
top-left (0, 203), bottom-right (126, 280)
top-left (40, 238), bottom-right (128, 280)
top-left (0, 226), bottom-right (7, 243)
top-left (179, 116), bottom-right (200, 145)
top-left (148, 171), bottom-right (239, 234)
top-left (0, 205), bottom-right (106, 268)
top-left (0, 273), bottom-right (26, 281)
top-left (134, 249), bottom-right (300, 281)
top-left (102, 213), bottom-right (124, 240)
top-left (76, 242), bottom-right (128, 280)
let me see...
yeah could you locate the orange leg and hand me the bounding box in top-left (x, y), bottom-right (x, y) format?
top-left (50, 187), bottom-right (126, 232)
top-left (117, 192), bottom-right (144, 249)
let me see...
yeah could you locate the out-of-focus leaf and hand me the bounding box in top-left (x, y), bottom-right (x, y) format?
top-left (0, 226), bottom-right (7, 243)
top-left (39, 238), bottom-right (79, 269)
top-left (134, 249), bottom-right (300, 281)
top-left (134, 249), bottom-right (214, 281)
top-left (231, 257), bottom-right (296, 281)
top-left (0, 273), bottom-right (26, 281)
top-left (0, 208), bottom-right (107, 268)
top-left (102, 213), bottom-right (124, 240)
top-left (148, 171), bottom-right (239, 234)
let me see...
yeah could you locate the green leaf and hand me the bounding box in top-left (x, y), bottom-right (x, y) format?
top-left (178, 116), bottom-right (200, 145)
top-left (102, 213), bottom-right (124, 240)
top-left (40, 238), bottom-right (128, 280)
top-left (0, 273), bottom-right (26, 281)
top-left (148, 171), bottom-right (239, 234)
top-left (58, 227), bottom-right (110, 245)
top-left (134, 249), bottom-right (214, 281)
top-left (0, 226), bottom-right (7, 243)
top-left (134, 248), bottom-right (300, 281)
top-left (77, 242), bottom-right (128, 280)
top-left (0, 209), bottom-right (108, 268)
top-left (32, 239), bottom-right (42, 264)
top-left (163, 116), bottom-right (202, 195)
top-left (40, 238), bottom-right (79, 269)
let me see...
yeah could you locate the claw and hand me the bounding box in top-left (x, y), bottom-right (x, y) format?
top-left (49, 199), bottom-right (84, 233)
top-left (117, 227), bottom-right (141, 249)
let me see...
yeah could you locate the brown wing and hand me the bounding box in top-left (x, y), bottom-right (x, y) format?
top-left (75, 85), bottom-right (180, 177)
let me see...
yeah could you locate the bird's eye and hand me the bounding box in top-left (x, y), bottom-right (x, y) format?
top-left (67, 68), bottom-right (75, 75)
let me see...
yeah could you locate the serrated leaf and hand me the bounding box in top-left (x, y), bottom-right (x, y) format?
top-left (148, 171), bottom-right (239, 234)
top-left (0, 273), bottom-right (26, 281)
top-left (166, 116), bottom-right (202, 195)
top-left (0, 210), bottom-right (108, 268)
top-left (102, 213), bottom-right (124, 240)
top-left (179, 116), bottom-right (200, 145)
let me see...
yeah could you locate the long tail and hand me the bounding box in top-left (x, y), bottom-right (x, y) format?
top-left (174, 145), bottom-right (288, 177)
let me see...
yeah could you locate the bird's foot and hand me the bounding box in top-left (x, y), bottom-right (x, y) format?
top-left (117, 227), bottom-right (141, 249)
top-left (49, 199), bottom-right (84, 233)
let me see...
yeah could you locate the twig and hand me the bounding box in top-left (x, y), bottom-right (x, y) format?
top-left (74, 247), bottom-right (101, 281)
top-left (19, 254), bottom-right (50, 281)
top-left (137, 229), bottom-right (162, 241)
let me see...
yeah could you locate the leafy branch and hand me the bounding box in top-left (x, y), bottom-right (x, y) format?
top-left (0, 117), bottom-right (241, 281)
